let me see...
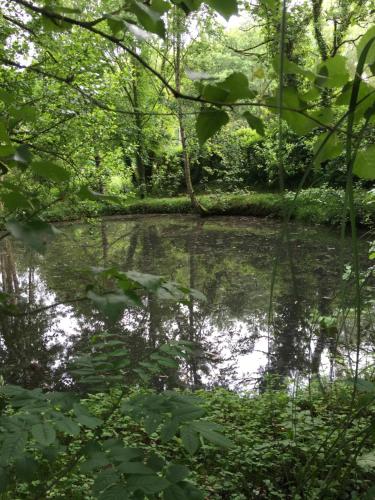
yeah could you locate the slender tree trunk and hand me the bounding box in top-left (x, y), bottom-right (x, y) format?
top-left (132, 66), bottom-right (147, 199)
top-left (311, 0), bottom-right (332, 107)
top-left (311, 0), bottom-right (328, 61)
top-left (174, 10), bottom-right (207, 215)
top-left (95, 154), bottom-right (104, 193)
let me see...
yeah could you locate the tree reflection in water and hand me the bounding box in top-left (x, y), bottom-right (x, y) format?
top-left (0, 215), bottom-right (369, 390)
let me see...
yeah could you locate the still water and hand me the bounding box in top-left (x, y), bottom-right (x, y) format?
top-left (0, 215), bottom-right (372, 390)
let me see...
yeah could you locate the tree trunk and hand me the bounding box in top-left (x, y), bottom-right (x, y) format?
top-left (174, 10), bottom-right (207, 215)
top-left (132, 67), bottom-right (147, 199)
top-left (95, 154), bottom-right (104, 193)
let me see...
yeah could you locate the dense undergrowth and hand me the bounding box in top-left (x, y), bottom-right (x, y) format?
top-left (12, 382), bottom-right (375, 500)
top-left (45, 187), bottom-right (375, 228)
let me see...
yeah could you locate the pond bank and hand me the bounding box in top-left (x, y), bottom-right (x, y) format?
top-left (48, 189), bottom-right (375, 228)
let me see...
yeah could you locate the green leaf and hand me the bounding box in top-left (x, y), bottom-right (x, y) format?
top-left (164, 484), bottom-right (189, 500)
top-left (310, 107), bottom-right (334, 127)
top-left (357, 26), bottom-right (375, 67)
top-left (144, 414), bottom-right (163, 434)
top-left (80, 453), bottom-right (110, 472)
top-left (302, 86), bottom-right (321, 101)
top-left (93, 469), bottom-right (120, 496)
top-left (53, 415), bottom-right (80, 436)
top-left (269, 86), bottom-right (305, 111)
top-left (129, 1), bottom-right (165, 38)
top-left (0, 145), bottom-right (16, 157)
top-left (196, 109), bottom-right (229, 145)
top-left (31, 423), bottom-right (56, 447)
top-left (180, 425), bottom-right (199, 455)
top-left (0, 191), bottom-right (32, 211)
top-left (218, 72), bottom-right (256, 102)
top-left (9, 105), bottom-right (37, 123)
top-left (106, 444), bottom-right (143, 463)
top-left (166, 464), bottom-right (190, 483)
top-left (202, 73), bottom-right (256, 103)
top-left (196, 428), bottom-right (233, 448)
top-left (157, 357), bottom-right (178, 368)
top-left (201, 84), bottom-right (229, 102)
top-left (172, 405), bottom-right (205, 422)
top-left (126, 271), bottom-right (162, 291)
top-left (87, 290), bottom-right (136, 322)
top-left (268, 87), bottom-right (316, 135)
top-left (286, 114), bottom-right (316, 135)
top-left (127, 475), bottom-right (170, 494)
top-left (273, 56), bottom-right (315, 81)
top-left (106, 15), bottom-right (124, 35)
top-left (73, 403), bottom-right (103, 429)
top-left (243, 112), bottom-right (265, 136)
top-left (205, 0), bottom-right (238, 19)
top-left (133, 368), bottom-right (150, 383)
top-left (354, 145), bottom-right (375, 180)
top-left (13, 145), bottom-right (32, 164)
top-left (160, 419), bottom-right (179, 442)
top-left (0, 432), bottom-right (28, 461)
top-left (313, 132), bottom-right (344, 165)
top-left (336, 81), bottom-right (375, 121)
top-left (6, 220), bottom-right (59, 254)
top-left (0, 90), bottom-right (16, 104)
top-left (14, 456), bottom-right (38, 482)
top-left (31, 161), bottom-right (70, 182)
top-left (146, 453), bottom-right (165, 472)
top-left (98, 484), bottom-right (130, 500)
top-left (117, 462), bottom-right (154, 475)
top-left (189, 288), bottom-right (206, 302)
top-left (316, 55), bottom-right (349, 89)
top-left (151, 0), bottom-right (170, 13)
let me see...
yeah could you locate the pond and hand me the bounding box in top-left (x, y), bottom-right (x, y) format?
top-left (0, 215), bottom-right (372, 390)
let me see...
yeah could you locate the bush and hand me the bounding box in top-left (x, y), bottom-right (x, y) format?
top-left (69, 381), bottom-right (375, 499)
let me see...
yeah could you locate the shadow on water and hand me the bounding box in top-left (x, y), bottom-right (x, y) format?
top-left (0, 215), bottom-right (371, 390)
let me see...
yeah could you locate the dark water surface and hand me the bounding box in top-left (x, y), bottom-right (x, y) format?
top-left (0, 215), bottom-right (371, 389)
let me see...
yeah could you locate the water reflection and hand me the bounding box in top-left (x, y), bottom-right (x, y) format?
top-left (0, 215), bottom-right (371, 389)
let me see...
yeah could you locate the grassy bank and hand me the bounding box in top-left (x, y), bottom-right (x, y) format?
top-left (46, 188), bottom-right (375, 228)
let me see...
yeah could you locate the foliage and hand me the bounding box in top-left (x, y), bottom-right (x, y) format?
top-left (0, 332), bottom-right (234, 499)
top-left (13, 381), bottom-right (375, 499)
top-left (0, 0), bottom-right (375, 498)
top-left (1, 0), bottom-right (375, 202)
